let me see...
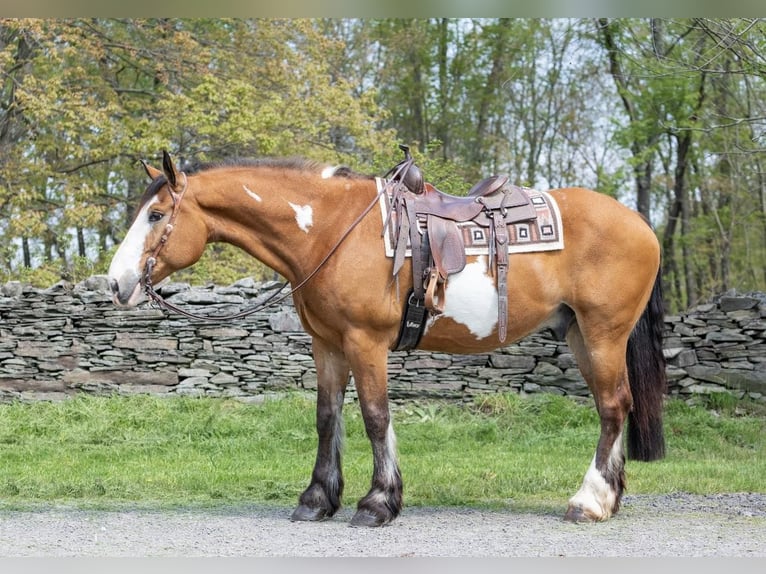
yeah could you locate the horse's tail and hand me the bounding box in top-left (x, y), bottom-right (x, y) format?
top-left (626, 269), bottom-right (667, 461)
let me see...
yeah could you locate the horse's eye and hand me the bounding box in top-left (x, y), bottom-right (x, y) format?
top-left (148, 211), bottom-right (164, 223)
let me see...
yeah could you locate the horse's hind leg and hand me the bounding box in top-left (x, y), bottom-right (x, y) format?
top-left (564, 322), bottom-right (632, 522)
top-left (292, 337), bottom-right (349, 522)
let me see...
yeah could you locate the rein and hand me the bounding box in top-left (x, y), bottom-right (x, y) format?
top-left (141, 167), bottom-right (400, 322)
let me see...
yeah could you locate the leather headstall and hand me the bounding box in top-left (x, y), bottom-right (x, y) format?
top-left (142, 172), bottom-right (188, 295)
top-left (139, 162), bottom-right (395, 323)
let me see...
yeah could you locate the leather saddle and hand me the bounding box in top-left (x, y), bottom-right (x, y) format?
top-left (385, 145), bottom-right (538, 349)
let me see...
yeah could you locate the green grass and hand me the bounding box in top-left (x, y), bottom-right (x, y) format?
top-left (0, 393), bottom-right (764, 511)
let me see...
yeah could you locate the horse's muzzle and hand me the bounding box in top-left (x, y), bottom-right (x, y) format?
top-left (108, 274), bottom-right (145, 308)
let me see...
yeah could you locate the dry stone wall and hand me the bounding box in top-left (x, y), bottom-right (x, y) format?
top-left (1, 276), bottom-right (764, 403)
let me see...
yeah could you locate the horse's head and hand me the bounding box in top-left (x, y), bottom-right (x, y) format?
top-left (107, 151), bottom-right (208, 307)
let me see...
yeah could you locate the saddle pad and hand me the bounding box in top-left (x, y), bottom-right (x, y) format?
top-left (376, 178), bottom-right (564, 258)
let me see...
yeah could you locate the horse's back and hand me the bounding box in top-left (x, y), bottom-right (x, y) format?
top-left (551, 187), bottom-right (659, 256)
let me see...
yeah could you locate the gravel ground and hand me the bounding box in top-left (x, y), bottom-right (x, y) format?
top-left (1, 493), bottom-right (765, 557)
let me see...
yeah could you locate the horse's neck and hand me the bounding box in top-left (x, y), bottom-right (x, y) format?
top-left (198, 171), bottom-right (374, 283)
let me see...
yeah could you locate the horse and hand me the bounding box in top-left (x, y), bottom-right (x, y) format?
top-left (107, 150), bottom-right (667, 527)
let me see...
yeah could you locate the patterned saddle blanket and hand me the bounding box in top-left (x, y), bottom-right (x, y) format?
top-left (378, 179), bottom-right (564, 258)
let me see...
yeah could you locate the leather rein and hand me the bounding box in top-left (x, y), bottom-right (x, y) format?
top-left (141, 167), bottom-right (401, 322)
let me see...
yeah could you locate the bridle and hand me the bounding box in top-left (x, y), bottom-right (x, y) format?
top-left (139, 164), bottom-right (408, 322)
top-left (142, 171), bottom-right (188, 295)
top-left (140, 170), bottom-right (299, 321)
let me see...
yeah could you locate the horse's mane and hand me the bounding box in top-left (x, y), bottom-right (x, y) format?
top-left (138, 156), bottom-right (373, 206)
top-left (185, 157), bottom-right (373, 180)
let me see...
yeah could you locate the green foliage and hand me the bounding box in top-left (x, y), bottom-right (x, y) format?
top-left (596, 18), bottom-right (766, 308)
top-left (1, 253), bottom-right (111, 287)
top-left (0, 393), bottom-right (763, 509)
top-left (0, 18), bottom-right (393, 282)
top-left (2, 18), bottom-right (765, 311)
top-left (171, 244), bottom-right (276, 286)
top-left (6, 262), bottom-right (60, 287)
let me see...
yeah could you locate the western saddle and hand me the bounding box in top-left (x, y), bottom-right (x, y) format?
top-left (385, 145), bottom-right (538, 350)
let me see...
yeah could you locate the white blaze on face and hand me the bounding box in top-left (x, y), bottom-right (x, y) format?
top-left (439, 257), bottom-right (499, 339)
top-left (243, 184), bottom-right (262, 202)
top-left (288, 202), bottom-right (313, 233)
top-left (107, 195), bottom-right (158, 306)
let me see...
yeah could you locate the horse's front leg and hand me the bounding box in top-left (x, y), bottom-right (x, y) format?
top-left (346, 333), bottom-right (402, 527)
top-left (292, 337), bottom-right (349, 522)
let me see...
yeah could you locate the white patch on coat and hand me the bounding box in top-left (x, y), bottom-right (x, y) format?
top-left (321, 166), bottom-right (338, 179)
top-left (439, 257), bottom-right (499, 339)
top-left (288, 202), bottom-right (313, 233)
top-left (567, 431), bottom-right (623, 521)
top-left (243, 185), bottom-right (262, 202)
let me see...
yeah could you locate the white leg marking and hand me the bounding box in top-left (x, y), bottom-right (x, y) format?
top-left (381, 420), bottom-right (399, 488)
top-left (243, 185), bottom-right (262, 202)
top-left (288, 202), bottom-right (313, 233)
top-left (439, 257), bottom-right (498, 339)
top-left (568, 431), bottom-right (623, 520)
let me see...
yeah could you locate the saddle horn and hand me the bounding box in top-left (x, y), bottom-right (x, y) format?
top-left (395, 144), bottom-right (424, 195)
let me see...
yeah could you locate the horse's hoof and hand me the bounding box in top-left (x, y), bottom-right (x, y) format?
top-left (291, 504), bottom-right (331, 522)
top-left (350, 509), bottom-right (388, 528)
top-left (564, 505), bottom-right (597, 523)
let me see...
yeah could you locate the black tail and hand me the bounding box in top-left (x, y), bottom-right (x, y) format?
top-left (626, 270), bottom-right (667, 461)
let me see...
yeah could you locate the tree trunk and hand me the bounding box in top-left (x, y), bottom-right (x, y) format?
top-left (675, 129), bottom-right (698, 306)
top-left (473, 18), bottom-right (511, 166)
top-left (636, 162), bottom-right (653, 220)
top-left (662, 184), bottom-right (683, 308)
top-left (409, 51), bottom-right (426, 147)
top-left (597, 18), bottom-right (656, 223)
top-left (435, 18), bottom-right (450, 160)
top-left (77, 226), bottom-right (86, 258)
top-left (22, 237), bottom-right (30, 268)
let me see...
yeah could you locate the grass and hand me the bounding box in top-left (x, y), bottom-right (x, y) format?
top-left (0, 393), bottom-right (764, 511)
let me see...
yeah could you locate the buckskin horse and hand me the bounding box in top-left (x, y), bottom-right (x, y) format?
top-left (107, 149), bottom-right (666, 527)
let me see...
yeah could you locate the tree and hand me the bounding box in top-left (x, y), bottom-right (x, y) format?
top-left (596, 18), bottom-right (708, 307)
top-left (2, 18), bottom-right (765, 311)
top-left (0, 18), bottom-right (393, 284)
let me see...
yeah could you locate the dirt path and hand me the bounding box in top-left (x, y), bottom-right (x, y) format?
top-left (1, 493), bottom-right (764, 557)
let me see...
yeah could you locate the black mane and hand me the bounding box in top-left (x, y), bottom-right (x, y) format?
top-left (138, 156), bottom-right (373, 206)
top-left (139, 173), bottom-right (170, 207)
top-left (184, 157), bottom-right (373, 180)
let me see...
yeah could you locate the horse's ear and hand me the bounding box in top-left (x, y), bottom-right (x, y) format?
top-left (161, 150), bottom-right (179, 189)
top-left (140, 159), bottom-right (163, 181)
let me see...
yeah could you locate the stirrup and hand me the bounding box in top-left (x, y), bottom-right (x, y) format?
top-left (424, 269), bottom-right (445, 315)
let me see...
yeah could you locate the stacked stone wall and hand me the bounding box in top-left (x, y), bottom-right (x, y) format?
top-left (1, 276), bottom-right (764, 403)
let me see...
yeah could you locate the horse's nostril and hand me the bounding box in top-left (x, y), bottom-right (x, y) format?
top-left (109, 279), bottom-right (119, 294)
